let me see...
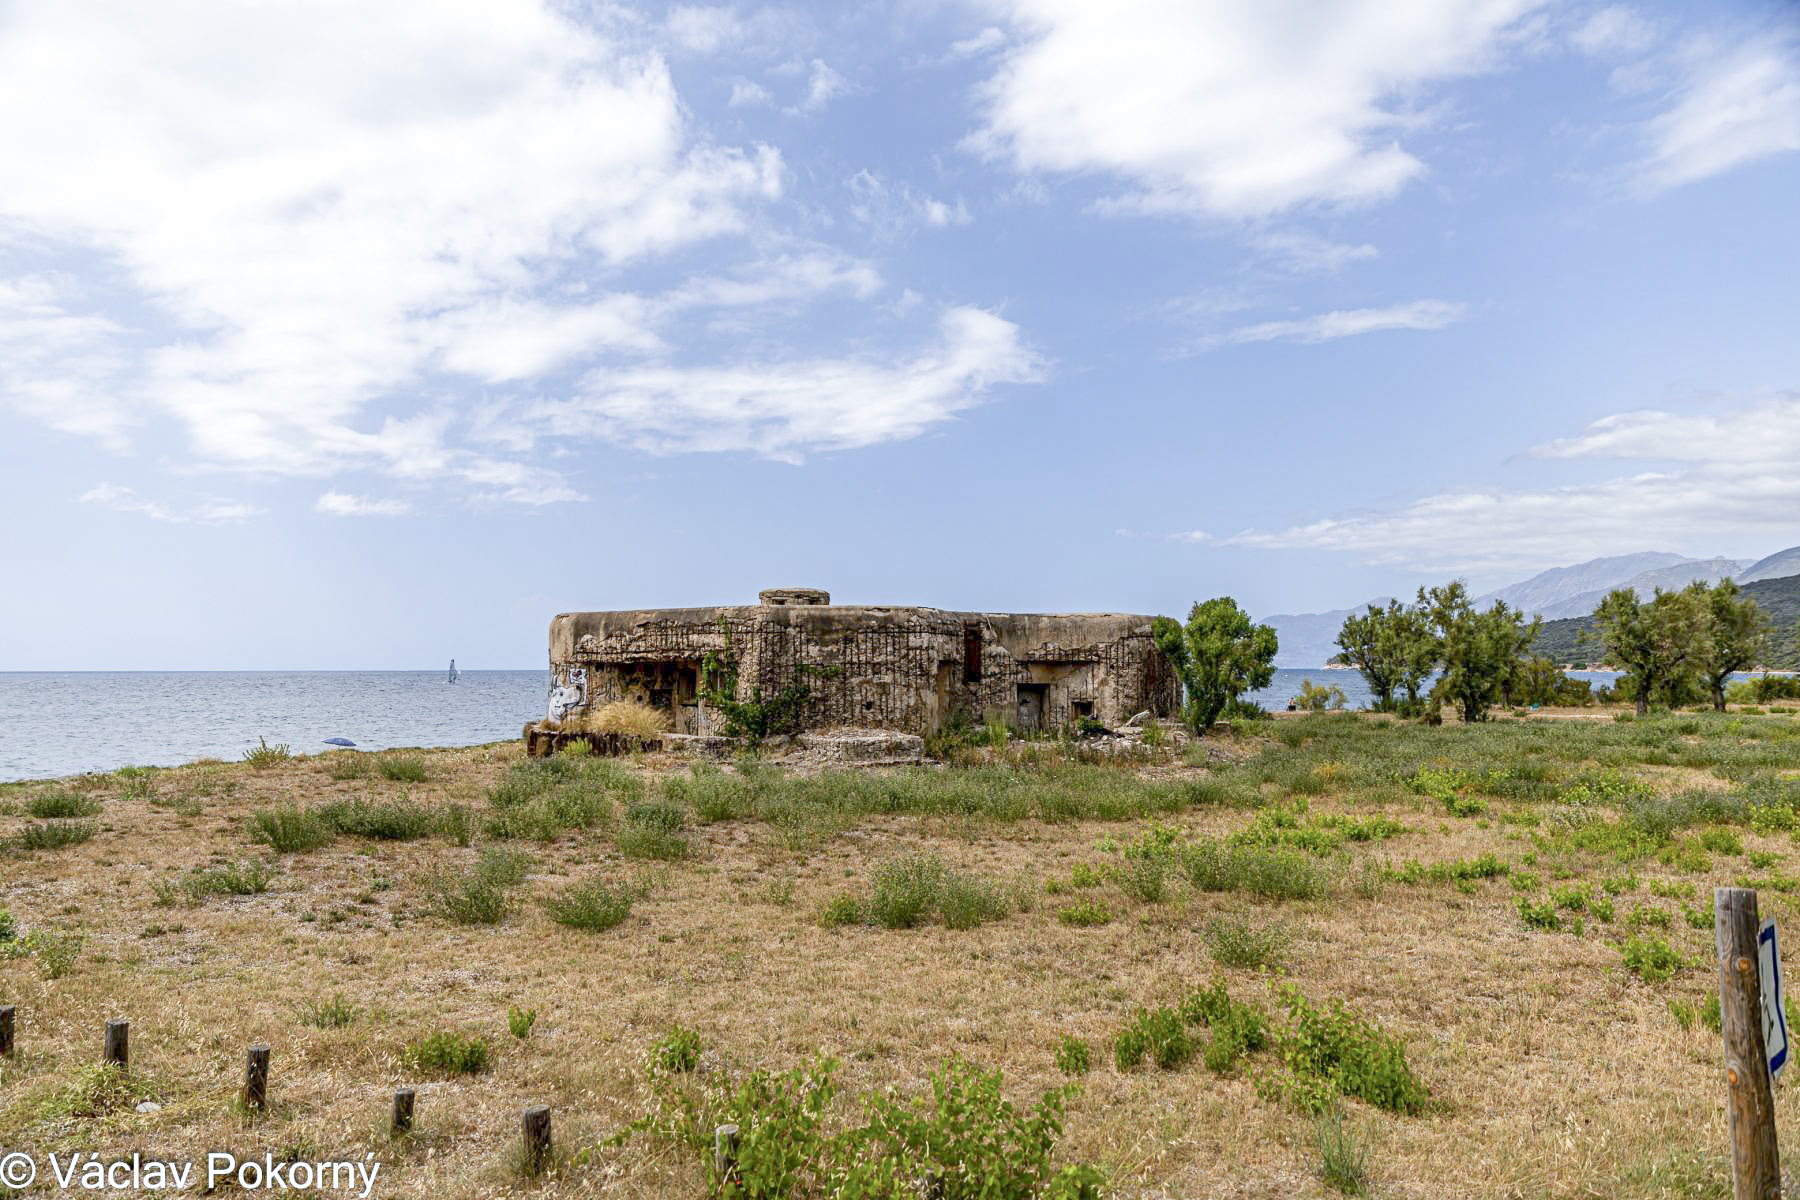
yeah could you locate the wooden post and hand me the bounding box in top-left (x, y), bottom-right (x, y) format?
top-left (1715, 886), bottom-right (1782, 1200)
top-left (392, 1087), bottom-right (415, 1133)
top-left (103, 1019), bottom-right (128, 1069)
top-left (0, 1005), bottom-right (14, 1057)
top-left (243, 1044), bottom-right (270, 1111)
top-left (521, 1105), bottom-right (552, 1177)
top-left (713, 1123), bottom-right (740, 1184)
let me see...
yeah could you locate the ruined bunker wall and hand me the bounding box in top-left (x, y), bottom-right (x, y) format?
top-left (546, 605), bottom-right (1177, 736)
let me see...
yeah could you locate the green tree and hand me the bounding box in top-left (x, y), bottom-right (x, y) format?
top-left (1153, 597), bottom-right (1278, 732)
top-left (1420, 582), bottom-right (1539, 723)
top-left (1594, 584), bottom-right (1710, 716)
top-left (1696, 579), bottom-right (1769, 711)
top-left (1334, 600), bottom-right (1438, 713)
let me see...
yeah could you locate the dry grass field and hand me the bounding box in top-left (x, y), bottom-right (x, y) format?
top-left (5, 707), bottom-right (1800, 1199)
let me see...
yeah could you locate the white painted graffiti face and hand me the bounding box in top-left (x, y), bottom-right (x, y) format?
top-left (547, 667), bottom-right (587, 721)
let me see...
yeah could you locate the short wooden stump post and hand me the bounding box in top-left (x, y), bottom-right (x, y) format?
top-left (714, 1123), bottom-right (740, 1184)
top-left (103, 1019), bottom-right (128, 1069)
top-left (521, 1105), bottom-right (552, 1176)
top-left (0, 1005), bottom-right (15, 1057)
top-left (392, 1088), bottom-right (415, 1133)
top-left (1715, 886), bottom-right (1782, 1200)
top-left (243, 1044), bottom-right (270, 1111)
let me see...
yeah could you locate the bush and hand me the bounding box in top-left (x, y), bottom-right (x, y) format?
top-left (543, 876), bottom-right (638, 932)
top-left (16, 821), bottom-right (98, 850)
top-left (867, 851), bottom-right (947, 929)
top-left (325, 754), bottom-right (369, 780)
top-left (616, 801), bottom-right (689, 860)
top-left (1207, 915), bottom-right (1291, 970)
top-left (402, 1031), bottom-right (491, 1074)
top-left (1295, 679), bottom-right (1348, 712)
top-left (819, 894), bottom-right (864, 928)
top-left (377, 754), bottom-right (429, 782)
top-left (181, 860), bottom-right (276, 902)
top-left (937, 872), bottom-right (1010, 930)
top-left (1057, 899), bottom-right (1111, 927)
top-left (1180, 978), bottom-right (1270, 1073)
top-left (1115, 1007), bottom-right (1193, 1071)
top-left (429, 849), bottom-right (530, 925)
top-left (1272, 986), bottom-right (1427, 1114)
top-left (1055, 1035), bottom-right (1091, 1076)
top-left (29, 790), bottom-right (101, 818)
top-left (1622, 935), bottom-right (1686, 984)
top-left (1181, 838), bottom-right (1334, 901)
top-left (652, 1025), bottom-right (703, 1073)
top-left (315, 797), bottom-right (437, 840)
top-left (243, 736), bottom-right (291, 768)
top-left (508, 1006), bottom-right (537, 1039)
top-left (250, 805), bottom-right (335, 853)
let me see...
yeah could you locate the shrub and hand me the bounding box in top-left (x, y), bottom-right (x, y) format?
top-left (182, 860), bottom-right (276, 902)
top-left (29, 790), bottom-right (101, 818)
top-left (299, 994), bottom-right (357, 1029)
top-left (1622, 936), bottom-right (1686, 984)
top-left (867, 851), bottom-right (948, 929)
top-left (250, 805), bottom-right (335, 853)
top-left (1295, 679), bottom-right (1348, 712)
top-left (616, 801), bottom-right (689, 860)
top-left (315, 798), bottom-right (437, 840)
top-left (429, 849), bottom-right (531, 925)
top-left (17, 821), bottom-right (98, 850)
top-left (377, 754), bottom-right (429, 783)
top-left (19, 928), bottom-right (84, 979)
top-left (819, 894), bottom-right (864, 928)
top-left (1207, 915), bottom-right (1291, 970)
top-left (402, 1031), bottom-right (491, 1074)
top-left (1055, 1035), bottom-right (1091, 1076)
top-left (1057, 899), bottom-right (1111, 927)
top-left (1181, 838), bottom-right (1334, 901)
top-left (652, 1025), bottom-right (702, 1073)
top-left (938, 873), bottom-right (1010, 930)
top-left (1273, 986), bottom-right (1427, 1114)
top-left (1180, 978), bottom-right (1270, 1074)
top-left (243, 736), bottom-right (291, 768)
top-left (1114, 1007), bottom-right (1193, 1071)
top-left (543, 876), bottom-right (637, 932)
top-left (1516, 896), bottom-right (1561, 931)
top-left (0, 908), bottom-right (14, 942)
top-left (508, 1006), bottom-right (537, 1039)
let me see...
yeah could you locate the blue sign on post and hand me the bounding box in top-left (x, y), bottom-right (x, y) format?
top-left (1759, 917), bottom-right (1788, 1080)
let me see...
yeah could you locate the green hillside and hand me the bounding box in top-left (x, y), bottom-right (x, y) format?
top-left (1533, 573), bottom-right (1800, 668)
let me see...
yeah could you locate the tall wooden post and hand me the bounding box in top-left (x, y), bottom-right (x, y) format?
top-left (392, 1088), bottom-right (415, 1133)
top-left (103, 1019), bottom-right (128, 1069)
top-left (1715, 887), bottom-right (1781, 1200)
top-left (0, 1005), bottom-right (14, 1057)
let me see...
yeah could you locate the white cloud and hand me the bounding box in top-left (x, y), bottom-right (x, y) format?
top-left (1250, 230), bottom-right (1379, 275)
top-left (0, 1), bottom-right (783, 497)
top-left (787, 58), bottom-right (851, 114)
top-left (730, 80), bottom-right (774, 107)
top-left (526, 306), bottom-right (1041, 462)
top-left (1636, 29), bottom-right (1800, 192)
top-left (80, 483), bottom-right (262, 525)
top-left (942, 27), bottom-right (1008, 62)
top-left (967, 0), bottom-right (1544, 219)
top-left (1214, 393), bottom-right (1800, 571)
top-left (667, 5), bottom-right (743, 55)
top-left (847, 171), bottom-right (972, 238)
top-left (1571, 6), bottom-right (1658, 57)
top-left (315, 491), bottom-right (411, 517)
top-left (1203, 300), bottom-right (1468, 348)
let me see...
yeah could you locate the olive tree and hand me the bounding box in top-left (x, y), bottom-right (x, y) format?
top-left (1420, 582), bottom-right (1538, 723)
top-left (1334, 600), bottom-right (1438, 713)
top-left (1594, 583), bottom-right (1710, 716)
top-left (1153, 597), bottom-right (1278, 733)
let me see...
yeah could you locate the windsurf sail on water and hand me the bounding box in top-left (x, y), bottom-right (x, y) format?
top-left (448, 658), bottom-right (459, 683)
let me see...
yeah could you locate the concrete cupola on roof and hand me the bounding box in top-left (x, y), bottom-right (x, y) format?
top-left (546, 587), bottom-right (1177, 737)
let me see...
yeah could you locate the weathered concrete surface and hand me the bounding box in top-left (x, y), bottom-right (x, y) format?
top-left (545, 589), bottom-right (1177, 738)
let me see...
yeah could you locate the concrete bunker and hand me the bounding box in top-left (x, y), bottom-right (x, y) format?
top-left (543, 588), bottom-right (1178, 740)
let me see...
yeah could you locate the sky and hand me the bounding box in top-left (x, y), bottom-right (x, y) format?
top-left (0, 0), bottom-right (1796, 669)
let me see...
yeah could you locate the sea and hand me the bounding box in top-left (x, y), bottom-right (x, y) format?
top-left (0, 670), bottom-right (548, 783)
top-left (0, 665), bottom-right (1647, 784)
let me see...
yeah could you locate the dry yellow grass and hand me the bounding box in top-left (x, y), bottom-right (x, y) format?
top-left (0, 720), bottom-right (1797, 1198)
top-left (576, 701), bottom-right (671, 738)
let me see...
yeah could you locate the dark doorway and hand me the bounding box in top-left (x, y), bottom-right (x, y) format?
top-left (1016, 683), bottom-right (1048, 732)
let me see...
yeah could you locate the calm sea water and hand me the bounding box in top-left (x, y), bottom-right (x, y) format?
top-left (0, 665), bottom-right (1655, 784)
top-left (0, 671), bottom-right (547, 782)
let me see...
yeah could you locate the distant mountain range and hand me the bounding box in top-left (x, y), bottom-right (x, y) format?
top-left (1262, 542), bottom-right (1800, 668)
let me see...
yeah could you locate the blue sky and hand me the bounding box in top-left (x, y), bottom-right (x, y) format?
top-left (1, 0), bottom-right (1796, 669)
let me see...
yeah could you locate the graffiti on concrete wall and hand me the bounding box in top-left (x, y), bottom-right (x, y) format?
top-left (547, 666), bottom-right (587, 722)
